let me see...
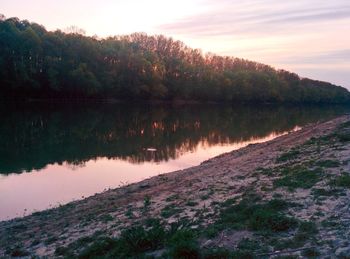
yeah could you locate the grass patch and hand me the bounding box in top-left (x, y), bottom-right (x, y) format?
top-left (161, 204), bottom-right (182, 218)
top-left (339, 120), bottom-right (350, 129)
top-left (331, 174), bottom-right (350, 188)
top-left (77, 220), bottom-right (167, 258)
top-left (202, 247), bottom-right (232, 259)
top-left (166, 194), bottom-right (179, 202)
top-left (277, 149), bottom-right (300, 163)
top-left (311, 188), bottom-right (344, 198)
top-left (186, 201), bottom-right (199, 207)
top-left (167, 229), bottom-right (200, 258)
top-left (336, 133), bottom-right (350, 142)
top-left (302, 247), bottom-right (320, 257)
top-left (219, 198), bottom-right (297, 232)
top-left (315, 159), bottom-right (340, 168)
top-left (66, 219), bottom-right (202, 258)
top-left (274, 166), bottom-right (323, 191)
top-left (273, 221), bottom-right (318, 250)
top-left (99, 214), bottom-right (113, 223)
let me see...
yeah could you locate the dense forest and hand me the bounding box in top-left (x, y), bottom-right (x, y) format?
top-left (0, 16), bottom-right (349, 103)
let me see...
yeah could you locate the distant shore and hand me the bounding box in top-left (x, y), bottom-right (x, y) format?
top-left (1, 115), bottom-right (350, 257)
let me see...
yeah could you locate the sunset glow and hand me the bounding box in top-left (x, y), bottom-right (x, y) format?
top-left (1, 0), bottom-right (349, 88)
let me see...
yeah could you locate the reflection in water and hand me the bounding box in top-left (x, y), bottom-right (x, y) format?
top-left (0, 104), bottom-right (349, 220)
top-left (1, 104), bottom-right (349, 174)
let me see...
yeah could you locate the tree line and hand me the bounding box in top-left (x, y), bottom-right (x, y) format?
top-left (0, 16), bottom-right (349, 103)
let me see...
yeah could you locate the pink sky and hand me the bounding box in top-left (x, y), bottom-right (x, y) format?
top-left (1, 0), bottom-right (349, 89)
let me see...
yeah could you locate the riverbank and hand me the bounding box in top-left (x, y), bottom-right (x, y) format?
top-left (1, 115), bottom-right (350, 257)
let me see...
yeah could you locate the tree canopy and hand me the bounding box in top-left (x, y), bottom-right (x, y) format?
top-left (0, 16), bottom-right (349, 103)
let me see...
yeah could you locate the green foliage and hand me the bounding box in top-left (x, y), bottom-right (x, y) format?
top-left (315, 159), bottom-right (340, 168)
top-left (336, 133), bottom-right (350, 142)
top-left (161, 204), bottom-right (182, 218)
top-left (302, 248), bottom-right (320, 257)
top-left (77, 220), bottom-right (166, 258)
top-left (99, 214), bottom-right (113, 223)
top-left (277, 149), bottom-right (300, 162)
top-left (185, 200), bottom-right (198, 207)
top-left (78, 237), bottom-right (117, 259)
top-left (311, 188), bottom-right (344, 198)
top-left (167, 229), bottom-right (200, 259)
top-left (273, 166), bottom-right (324, 190)
top-left (202, 247), bottom-right (232, 259)
top-left (0, 17), bottom-right (349, 103)
top-left (144, 195), bottom-right (151, 208)
top-left (331, 174), bottom-right (350, 188)
top-left (219, 198), bottom-right (297, 232)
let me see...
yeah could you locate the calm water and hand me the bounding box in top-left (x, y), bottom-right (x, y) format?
top-left (0, 104), bottom-right (349, 221)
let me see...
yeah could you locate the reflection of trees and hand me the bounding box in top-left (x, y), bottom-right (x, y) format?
top-left (0, 104), bottom-right (348, 174)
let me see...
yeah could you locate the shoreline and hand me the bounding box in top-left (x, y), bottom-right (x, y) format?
top-left (1, 115), bottom-right (350, 257)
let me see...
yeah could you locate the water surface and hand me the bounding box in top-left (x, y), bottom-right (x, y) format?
top-left (0, 104), bottom-right (348, 221)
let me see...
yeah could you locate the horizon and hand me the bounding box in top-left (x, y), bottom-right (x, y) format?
top-left (1, 0), bottom-right (349, 90)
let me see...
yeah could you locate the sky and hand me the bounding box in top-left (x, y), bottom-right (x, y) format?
top-left (1, 0), bottom-right (349, 89)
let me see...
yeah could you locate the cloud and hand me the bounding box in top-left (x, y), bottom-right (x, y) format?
top-left (281, 49), bottom-right (350, 65)
top-left (158, 0), bottom-right (350, 37)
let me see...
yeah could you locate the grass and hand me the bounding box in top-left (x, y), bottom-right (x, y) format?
top-left (161, 204), bottom-right (183, 218)
top-left (166, 194), bottom-right (179, 202)
top-left (272, 221), bottom-right (318, 251)
top-left (236, 238), bottom-right (268, 255)
top-left (277, 149), bottom-right (300, 163)
top-left (99, 214), bottom-right (113, 223)
top-left (56, 218), bottom-right (202, 258)
top-left (144, 195), bottom-right (151, 207)
top-left (302, 247), bottom-right (320, 257)
top-left (186, 201), bottom-right (199, 207)
top-left (124, 207), bottom-right (134, 218)
top-left (331, 174), bottom-right (350, 188)
top-left (54, 195), bottom-right (299, 257)
top-left (311, 188), bottom-right (344, 198)
top-left (336, 133), bottom-right (350, 142)
top-left (315, 159), bottom-right (340, 168)
top-left (219, 198), bottom-right (297, 232)
top-left (65, 220), bottom-right (167, 258)
top-left (167, 229), bottom-right (200, 259)
top-left (273, 166), bottom-right (324, 191)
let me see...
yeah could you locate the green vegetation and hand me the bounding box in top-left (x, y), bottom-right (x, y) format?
top-left (161, 204), bottom-right (183, 218)
top-left (277, 149), bottom-right (301, 162)
top-left (0, 16), bottom-right (349, 103)
top-left (270, 221), bottom-right (318, 251)
top-left (331, 174), bottom-right (350, 188)
top-left (219, 198), bottom-right (297, 232)
top-left (55, 219), bottom-right (201, 258)
top-left (315, 159), bottom-right (340, 168)
top-left (336, 133), bottom-right (350, 142)
top-left (51, 194), bottom-right (305, 258)
top-left (274, 166), bottom-right (324, 190)
top-left (311, 188), bottom-right (344, 198)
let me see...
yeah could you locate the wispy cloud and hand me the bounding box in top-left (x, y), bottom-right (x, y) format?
top-left (158, 1), bottom-right (350, 37)
top-left (281, 49), bottom-right (350, 65)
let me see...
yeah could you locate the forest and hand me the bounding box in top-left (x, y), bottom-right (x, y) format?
top-left (0, 16), bottom-right (349, 103)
